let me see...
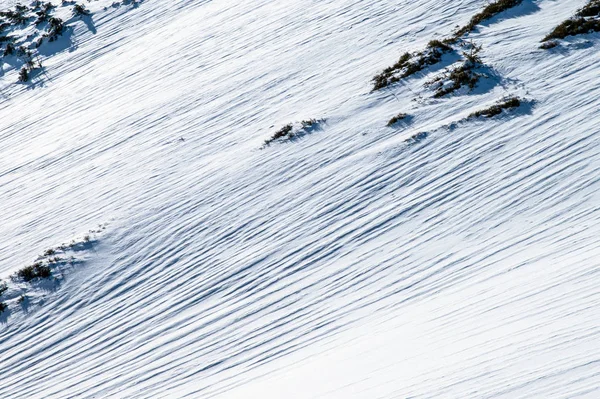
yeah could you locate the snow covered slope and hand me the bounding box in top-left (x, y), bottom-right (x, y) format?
top-left (1, 0), bottom-right (600, 397)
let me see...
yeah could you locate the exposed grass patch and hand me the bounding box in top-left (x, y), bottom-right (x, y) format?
top-left (453, 0), bottom-right (522, 38)
top-left (387, 113), bottom-right (409, 126)
top-left (543, 18), bottom-right (600, 41)
top-left (577, 0), bottom-right (600, 17)
top-left (468, 96), bottom-right (521, 118)
top-left (427, 44), bottom-right (486, 98)
top-left (543, 1), bottom-right (600, 42)
top-left (433, 64), bottom-right (481, 97)
top-left (263, 119), bottom-right (325, 147)
top-left (373, 41), bottom-right (452, 90)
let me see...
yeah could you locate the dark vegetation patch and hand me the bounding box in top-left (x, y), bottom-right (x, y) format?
top-left (543, 1), bottom-right (600, 42)
top-left (373, 0), bottom-right (523, 90)
top-left (17, 262), bottom-right (52, 281)
top-left (468, 96), bottom-right (521, 118)
top-left (263, 119), bottom-right (326, 147)
top-left (387, 112), bottom-right (409, 126)
top-left (0, 301), bottom-right (7, 313)
top-left (18, 66), bottom-right (28, 82)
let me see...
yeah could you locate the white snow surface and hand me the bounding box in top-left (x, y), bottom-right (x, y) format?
top-left (1, 0), bottom-right (600, 397)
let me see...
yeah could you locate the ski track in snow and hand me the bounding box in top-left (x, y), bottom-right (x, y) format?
top-left (1, 0), bottom-right (600, 397)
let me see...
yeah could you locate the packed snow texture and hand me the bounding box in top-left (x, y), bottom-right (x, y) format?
top-left (1, 0), bottom-right (600, 398)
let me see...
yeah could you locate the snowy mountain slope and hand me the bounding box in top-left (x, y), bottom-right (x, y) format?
top-left (1, 0), bottom-right (600, 397)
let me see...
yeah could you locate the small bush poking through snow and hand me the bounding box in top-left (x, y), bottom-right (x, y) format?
top-left (3, 42), bottom-right (15, 56)
top-left (72, 4), bottom-right (90, 17)
top-left (268, 124), bottom-right (293, 142)
top-left (46, 17), bottom-right (64, 41)
top-left (468, 96), bottom-right (521, 118)
top-left (0, 302), bottom-right (7, 313)
top-left (18, 67), bottom-right (29, 82)
top-left (44, 248), bottom-right (56, 256)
